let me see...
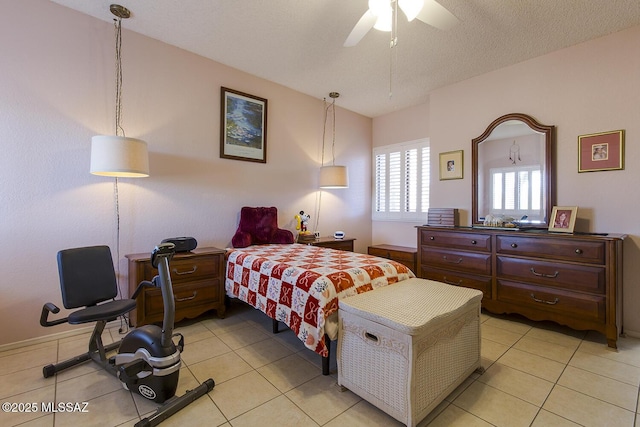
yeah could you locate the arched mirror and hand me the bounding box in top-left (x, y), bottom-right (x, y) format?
top-left (472, 113), bottom-right (555, 228)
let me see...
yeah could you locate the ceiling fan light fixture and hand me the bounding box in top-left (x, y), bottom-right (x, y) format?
top-left (373, 8), bottom-right (393, 31)
top-left (399, 0), bottom-right (424, 22)
top-left (368, 0), bottom-right (389, 17)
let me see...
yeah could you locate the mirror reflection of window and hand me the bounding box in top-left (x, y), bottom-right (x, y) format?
top-left (490, 166), bottom-right (542, 220)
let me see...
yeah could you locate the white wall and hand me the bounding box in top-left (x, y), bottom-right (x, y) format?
top-left (0, 0), bottom-right (372, 346)
top-left (371, 102), bottom-right (430, 247)
top-left (374, 25), bottom-right (640, 336)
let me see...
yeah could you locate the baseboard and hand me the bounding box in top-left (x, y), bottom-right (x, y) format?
top-left (0, 319), bottom-right (124, 353)
top-left (622, 329), bottom-right (640, 340)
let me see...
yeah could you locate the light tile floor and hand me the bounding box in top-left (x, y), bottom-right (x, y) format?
top-left (2, 301), bottom-right (640, 427)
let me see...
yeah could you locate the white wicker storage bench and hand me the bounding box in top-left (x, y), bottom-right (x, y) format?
top-left (337, 278), bottom-right (483, 427)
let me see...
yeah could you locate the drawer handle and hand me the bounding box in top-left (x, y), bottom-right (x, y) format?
top-left (471, 240), bottom-right (477, 245)
top-left (175, 291), bottom-right (197, 302)
top-left (442, 276), bottom-right (463, 286)
top-left (530, 268), bottom-right (559, 278)
top-left (511, 243), bottom-right (518, 248)
top-left (575, 249), bottom-right (583, 254)
top-left (365, 332), bottom-right (379, 343)
top-left (442, 256), bottom-right (463, 264)
top-left (429, 236), bottom-right (435, 240)
top-left (530, 293), bottom-right (559, 305)
top-left (173, 266), bottom-right (198, 275)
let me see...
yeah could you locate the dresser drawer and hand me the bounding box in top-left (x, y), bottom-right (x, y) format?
top-left (141, 254), bottom-right (220, 284)
top-left (496, 235), bottom-right (605, 264)
top-left (497, 256), bottom-right (605, 294)
top-left (420, 229), bottom-right (491, 252)
top-left (368, 246), bottom-right (416, 263)
top-left (127, 247), bottom-right (226, 326)
top-left (368, 245), bottom-right (417, 273)
top-left (144, 279), bottom-right (219, 318)
top-left (497, 280), bottom-right (605, 323)
top-left (421, 247), bottom-right (491, 275)
top-left (422, 267), bottom-right (492, 298)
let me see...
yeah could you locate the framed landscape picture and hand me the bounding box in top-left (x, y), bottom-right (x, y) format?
top-left (578, 130), bottom-right (624, 172)
top-left (220, 87), bottom-right (268, 163)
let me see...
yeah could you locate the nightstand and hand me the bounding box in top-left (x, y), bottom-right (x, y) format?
top-left (125, 247), bottom-right (226, 326)
top-left (305, 237), bottom-right (355, 252)
top-left (368, 244), bottom-right (417, 273)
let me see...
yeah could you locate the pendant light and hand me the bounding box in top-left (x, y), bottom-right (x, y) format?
top-left (319, 92), bottom-right (349, 189)
top-left (90, 4), bottom-right (149, 178)
top-left (89, 4), bottom-right (149, 314)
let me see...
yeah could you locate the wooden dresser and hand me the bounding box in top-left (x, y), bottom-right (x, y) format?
top-left (368, 244), bottom-right (417, 274)
top-left (126, 247), bottom-right (226, 326)
top-left (417, 226), bottom-right (625, 348)
top-left (305, 237), bottom-right (355, 252)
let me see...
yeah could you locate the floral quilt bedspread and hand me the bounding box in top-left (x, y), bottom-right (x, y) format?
top-left (225, 243), bottom-right (415, 356)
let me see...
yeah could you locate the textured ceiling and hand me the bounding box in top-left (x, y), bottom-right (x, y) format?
top-left (50, 0), bottom-right (640, 118)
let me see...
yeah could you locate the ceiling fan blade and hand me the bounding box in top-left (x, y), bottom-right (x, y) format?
top-left (416, 0), bottom-right (459, 30)
top-left (344, 10), bottom-right (377, 47)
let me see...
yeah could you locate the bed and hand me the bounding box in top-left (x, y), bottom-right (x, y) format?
top-left (225, 243), bottom-right (415, 372)
top-left (225, 243), bottom-right (415, 371)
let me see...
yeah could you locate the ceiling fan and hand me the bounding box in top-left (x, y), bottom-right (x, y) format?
top-left (344, 0), bottom-right (459, 47)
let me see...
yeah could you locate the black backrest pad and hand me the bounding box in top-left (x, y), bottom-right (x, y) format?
top-left (57, 246), bottom-right (118, 309)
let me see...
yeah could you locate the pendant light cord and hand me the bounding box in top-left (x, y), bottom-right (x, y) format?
top-left (320, 97), bottom-right (337, 167)
top-left (389, 0), bottom-right (398, 99)
top-left (113, 16), bottom-right (128, 332)
top-left (114, 17), bottom-right (125, 137)
top-left (315, 95), bottom-right (337, 234)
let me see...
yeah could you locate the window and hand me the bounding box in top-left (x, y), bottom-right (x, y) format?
top-left (373, 139), bottom-right (430, 221)
top-left (489, 165), bottom-right (542, 219)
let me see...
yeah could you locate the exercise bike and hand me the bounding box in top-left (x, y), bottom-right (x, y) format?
top-left (40, 243), bottom-right (214, 427)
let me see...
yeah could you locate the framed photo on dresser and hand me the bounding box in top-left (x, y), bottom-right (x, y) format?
top-left (548, 206), bottom-right (578, 233)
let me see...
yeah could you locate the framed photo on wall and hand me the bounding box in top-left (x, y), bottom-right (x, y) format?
top-left (548, 206), bottom-right (578, 233)
top-left (578, 130), bottom-right (624, 172)
top-left (220, 87), bottom-right (268, 163)
top-left (439, 150), bottom-right (463, 180)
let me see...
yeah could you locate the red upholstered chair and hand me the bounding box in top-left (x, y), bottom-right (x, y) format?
top-left (231, 206), bottom-right (295, 248)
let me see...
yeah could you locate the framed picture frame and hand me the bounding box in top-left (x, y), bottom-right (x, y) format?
top-left (578, 130), bottom-right (624, 172)
top-left (439, 150), bottom-right (463, 180)
top-left (548, 206), bottom-right (578, 233)
top-left (220, 87), bottom-right (268, 163)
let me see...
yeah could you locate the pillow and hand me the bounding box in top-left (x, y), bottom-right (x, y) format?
top-left (231, 206), bottom-right (294, 248)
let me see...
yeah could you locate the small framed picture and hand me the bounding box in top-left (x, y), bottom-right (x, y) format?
top-left (578, 130), bottom-right (624, 172)
top-left (548, 206), bottom-right (578, 233)
top-left (439, 150), bottom-right (463, 180)
top-left (220, 87), bottom-right (268, 163)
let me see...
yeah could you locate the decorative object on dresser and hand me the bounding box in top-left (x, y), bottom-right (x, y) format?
top-left (417, 226), bottom-right (625, 348)
top-left (368, 244), bottom-right (417, 274)
top-left (126, 247), bottom-right (226, 326)
top-left (578, 129), bottom-right (624, 172)
top-left (295, 210), bottom-right (315, 243)
top-left (427, 208), bottom-right (459, 226)
top-left (548, 206), bottom-right (578, 233)
top-left (472, 113), bottom-right (555, 228)
top-left (439, 150), bottom-right (463, 180)
top-left (220, 87), bottom-right (268, 163)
